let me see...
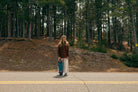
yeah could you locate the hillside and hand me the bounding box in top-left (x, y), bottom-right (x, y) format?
top-left (0, 39), bottom-right (138, 72)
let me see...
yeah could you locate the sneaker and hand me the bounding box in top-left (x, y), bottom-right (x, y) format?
top-left (59, 73), bottom-right (63, 76)
top-left (64, 73), bottom-right (67, 76)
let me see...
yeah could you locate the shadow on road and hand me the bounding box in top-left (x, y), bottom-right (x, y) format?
top-left (53, 75), bottom-right (67, 78)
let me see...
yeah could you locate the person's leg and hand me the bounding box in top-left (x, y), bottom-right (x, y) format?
top-left (63, 58), bottom-right (69, 75)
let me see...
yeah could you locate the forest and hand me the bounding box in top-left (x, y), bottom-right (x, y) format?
top-left (0, 0), bottom-right (138, 53)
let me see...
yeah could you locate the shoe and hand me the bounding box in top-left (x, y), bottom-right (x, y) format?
top-left (64, 73), bottom-right (67, 76)
top-left (59, 73), bottom-right (63, 76)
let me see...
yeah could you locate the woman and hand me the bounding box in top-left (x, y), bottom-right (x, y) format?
top-left (57, 35), bottom-right (70, 76)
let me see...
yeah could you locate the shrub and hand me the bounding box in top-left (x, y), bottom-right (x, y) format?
top-left (120, 52), bottom-right (138, 67)
top-left (70, 40), bottom-right (75, 46)
top-left (81, 45), bottom-right (89, 50)
top-left (97, 46), bottom-right (107, 53)
top-left (76, 38), bottom-right (107, 53)
top-left (102, 39), bottom-right (108, 47)
top-left (111, 54), bottom-right (118, 59)
top-left (76, 38), bottom-right (85, 48)
top-left (89, 46), bottom-right (107, 53)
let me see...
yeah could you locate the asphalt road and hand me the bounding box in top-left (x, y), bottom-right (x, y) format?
top-left (0, 72), bottom-right (138, 92)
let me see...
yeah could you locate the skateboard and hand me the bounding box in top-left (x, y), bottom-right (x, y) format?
top-left (58, 59), bottom-right (63, 76)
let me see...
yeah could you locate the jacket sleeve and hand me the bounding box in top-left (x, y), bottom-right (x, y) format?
top-left (57, 45), bottom-right (60, 57)
top-left (67, 45), bottom-right (70, 57)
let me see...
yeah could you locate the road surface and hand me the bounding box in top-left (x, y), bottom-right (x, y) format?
top-left (0, 72), bottom-right (138, 92)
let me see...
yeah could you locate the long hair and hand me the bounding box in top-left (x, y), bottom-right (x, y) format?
top-left (58, 35), bottom-right (69, 46)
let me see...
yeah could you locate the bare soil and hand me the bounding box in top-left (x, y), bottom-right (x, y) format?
top-left (0, 39), bottom-right (138, 72)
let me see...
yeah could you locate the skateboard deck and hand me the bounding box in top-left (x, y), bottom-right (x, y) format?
top-left (58, 59), bottom-right (63, 75)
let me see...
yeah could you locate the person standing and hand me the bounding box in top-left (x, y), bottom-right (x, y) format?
top-left (57, 35), bottom-right (70, 76)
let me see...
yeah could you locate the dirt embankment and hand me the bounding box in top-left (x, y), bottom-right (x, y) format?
top-left (0, 39), bottom-right (138, 72)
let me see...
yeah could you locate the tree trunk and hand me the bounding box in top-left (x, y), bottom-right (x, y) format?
top-left (136, 0), bottom-right (138, 41)
top-left (129, 2), bottom-right (138, 54)
top-left (112, 0), bottom-right (117, 49)
top-left (49, 5), bottom-right (52, 42)
top-left (131, 13), bottom-right (138, 54)
top-left (128, 26), bottom-right (130, 47)
top-left (13, 12), bottom-right (16, 37)
top-left (0, 25), bottom-right (1, 37)
top-left (41, 15), bottom-right (44, 36)
top-left (136, 11), bottom-right (138, 40)
top-left (86, 6), bottom-right (91, 45)
top-left (90, 21), bottom-right (93, 41)
top-left (118, 25), bottom-right (123, 51)
top-left (86, 0), bottom-right (91, 45)
top-left (29, 2), bottom-right (32, 39)
top-left (53, 6), bottom-right (57, 39)
top-left (23, 21), bottom-right (26, 38)
top-left (97, 21), bottom-right (102, 46)
top-left (37, 7), bottom-right (41, 39)
top-left (46, 6), bottom-right (49, 37)
top-left (73, 20), bottom-right (75, 44)
top-left (67, 19), bottom-right (70, 41)
top-left (19, 19), bottom-right (22, 37)
top-left (64, 9), bottom-right (67, 35)
top-left (34, 14), bottom-right (37, 37)
top-left (8, 9), bottom-right (11, 37)
top-left (112, 17), bottom-right (117, 49)
top-left (129, 25), bottom-right (133, 51)
top-left (107, 0), bottom-right (111, 47)
top-left (15, 0), bottom-right (18, 38)
top-left (95, 0), bottom-right (102, 46)
top-left (41, 8), bottom-right (45, 37)
top-left (108, 15), bottom-right (111, 47)
top-left (0, 19), bottom-right (1, 37)
top-left (0, 7), bottom-right (1, 37)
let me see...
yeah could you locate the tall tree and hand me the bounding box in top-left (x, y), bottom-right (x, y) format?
top-left (7, 3), bottom-right (12, 37)
top-left (85, 0), bottom-right (91, 45)
top-left (112, 0), bottom-right (117, 49)
top-left (95, 0), bottom-right (103, 46)
top-left (37, 6), bottom-right (41, 39)
top-left (53, 5), bottom-right (57, 39)
top-left (126, 0), bottom-right (138, 54)
top-left (107, 0), bottom-right (111, 47)
top-left (136, 0), bottom-right (138, 40)
top-left (28, 0), bottom-right (33, 39)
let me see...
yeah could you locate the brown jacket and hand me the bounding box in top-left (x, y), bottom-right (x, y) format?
top-left (57, 43), bottom-right (70, 58)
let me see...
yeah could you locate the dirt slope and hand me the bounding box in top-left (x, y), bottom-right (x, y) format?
top-left (0, 39), bottom-right (138, 72)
